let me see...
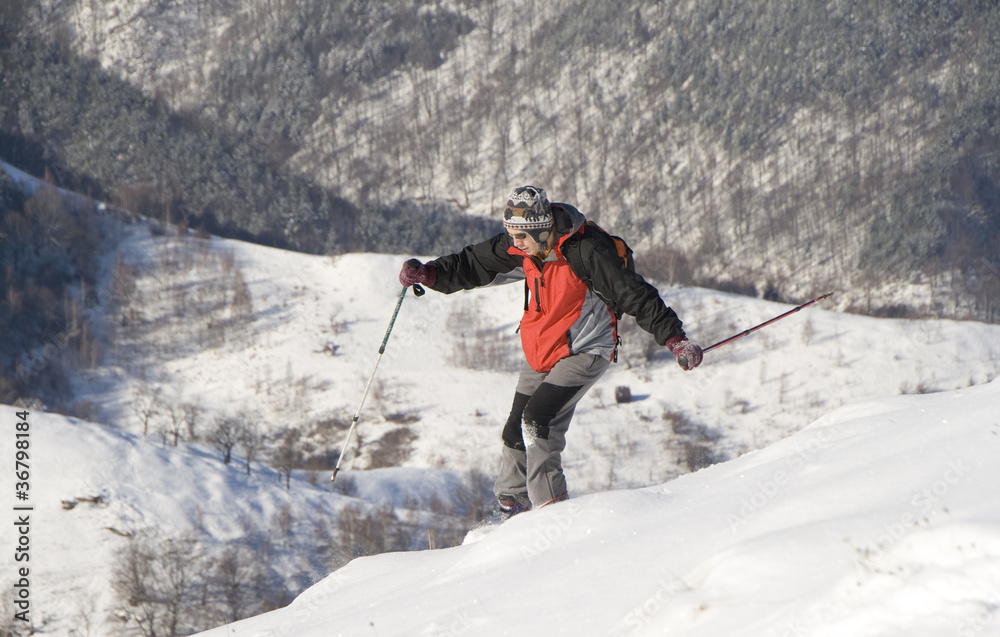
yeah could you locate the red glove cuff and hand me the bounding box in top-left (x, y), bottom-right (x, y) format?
top-left (664, 334), bottom-right (686, 349)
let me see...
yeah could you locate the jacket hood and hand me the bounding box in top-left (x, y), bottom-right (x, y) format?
top-left (550, 203), bottom-right (586, 244)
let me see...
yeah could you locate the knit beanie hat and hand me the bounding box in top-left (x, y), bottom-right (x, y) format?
top-left (503, 185), bottom-right (553, 243)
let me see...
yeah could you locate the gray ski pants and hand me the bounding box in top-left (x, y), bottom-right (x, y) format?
top-left (494, 353), bottom-right (610, 508)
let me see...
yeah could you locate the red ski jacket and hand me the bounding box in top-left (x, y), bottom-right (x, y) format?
top-left (428, 204), bottom-right (684, 372)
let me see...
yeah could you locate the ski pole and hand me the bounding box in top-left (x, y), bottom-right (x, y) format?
top-left (332, 272), bottom-right (424, 483)
top-left (678, 291), bottom-right (835, 368)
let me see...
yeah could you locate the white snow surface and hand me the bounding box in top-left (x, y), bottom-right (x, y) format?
top-left (1, 204), bottom-right (999, 635)
top-left (191, 379), bottom-right (1000, 637)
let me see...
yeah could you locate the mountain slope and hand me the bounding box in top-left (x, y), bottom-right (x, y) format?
top-left (9, 0), bottom-right (1000, 320)
top-left (194, 378), bottom-right (1000, 637)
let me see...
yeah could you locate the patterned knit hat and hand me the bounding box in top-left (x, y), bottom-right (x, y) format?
top-left (503, 186), bottom-right (553, 242)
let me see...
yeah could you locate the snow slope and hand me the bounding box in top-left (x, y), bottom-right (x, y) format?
top-left (194, 379), bottom-right (1000, 637)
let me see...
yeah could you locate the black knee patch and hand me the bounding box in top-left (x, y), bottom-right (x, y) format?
top-left (502, 392), bottom-right (532, 451)
top-left (521, 383), bottom-right (584, 441)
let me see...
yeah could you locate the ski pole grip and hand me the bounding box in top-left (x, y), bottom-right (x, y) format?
top-left (677, 355), bottom-right (688, 369)
top-left (405, 259), bottom-right (427, 296)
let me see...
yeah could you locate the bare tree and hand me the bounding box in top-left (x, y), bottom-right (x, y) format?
top-left (337, 502), bottom-right (409, 558)
top-left (111, 530), bottom-right (163, 637)
top-left (111, 530), bottom-right (205, 637)
top-left (336, 503), bottom-right (385, 559)
top-left (210, 545), bottom-right (263, 624)
top-left (182, 402), bottom-right (203, 441)
top-left (130, 385), bottom-right (162, 436)
top-left (68, 589), bottom-right (100, 637)
top-left (270, 428), bottom-right (303, 490)
top-left (229, 268), bottom-right (254, 334)
top-left (237, 418), bottom-right (263, 476)
top-left (162, 402), bottom-right (186, 447)
top-left (209, 416), bottom-right (241, 465)
top-left (158, 538), bottom-right (202, 637)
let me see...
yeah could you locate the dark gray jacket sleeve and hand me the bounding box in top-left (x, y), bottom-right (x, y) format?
top-left (564, 232), bottom-right (685, 345)
top-left (427, 233), bottom-right (523, 294)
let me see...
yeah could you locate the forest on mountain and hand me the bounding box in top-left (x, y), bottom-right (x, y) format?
top-left (3, 0), bottom-right (1000, 403)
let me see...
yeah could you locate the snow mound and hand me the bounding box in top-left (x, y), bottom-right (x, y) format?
top-left (193, 378), bottom-right (1000, 637)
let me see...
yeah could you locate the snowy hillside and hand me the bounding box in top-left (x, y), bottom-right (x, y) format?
top-left (2, 213), bottom-right (1000, 635)
top-left (193, 378), bottom-right (1000, 637)
top-left (0, 402), bottom-right (478, 635)
top-left (72, 216), bottom-right (1000, 491)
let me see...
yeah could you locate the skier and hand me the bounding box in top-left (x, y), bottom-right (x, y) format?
top-left (399, 185), bottom-right (702, 517)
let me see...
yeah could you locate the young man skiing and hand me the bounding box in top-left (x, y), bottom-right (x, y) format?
top-left (399, 186), bottom-right (703, 517)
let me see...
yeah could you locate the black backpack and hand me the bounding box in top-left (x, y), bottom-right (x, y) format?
top-left (584, 220), bottom-right (634, 273)
top-left (563, 220), bottom-right (636, 319)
